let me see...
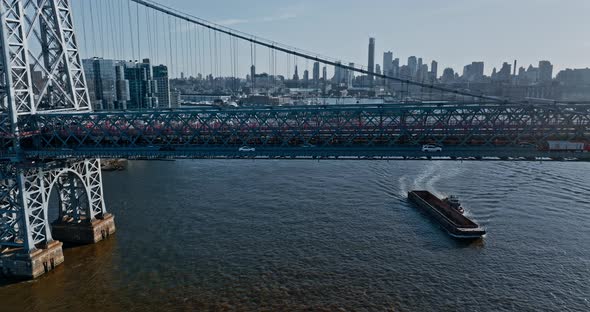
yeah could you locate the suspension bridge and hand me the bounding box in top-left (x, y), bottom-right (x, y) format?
top-left (0, 0), bottom-right (588, 279)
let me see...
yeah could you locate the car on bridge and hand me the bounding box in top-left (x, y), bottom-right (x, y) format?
top-left (422, 144), bottom-right (443, 152)
top-left (238, 146), bottom-right (256, 152)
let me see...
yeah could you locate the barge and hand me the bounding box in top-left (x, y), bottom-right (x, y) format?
top-left (408, 190), bottom-right (486, 240)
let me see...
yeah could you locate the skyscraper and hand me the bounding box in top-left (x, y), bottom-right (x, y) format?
top-left (430, 60), bottom-right (438, 81)
top-left (407, 56), bottom-right (418, 78)
top-left (312, 62), bottom-right (320, 85)
top-left (124, 59), bottom-right (158, 110)
top-left (153, 65), bottom-right (170, 108)
top-left (383, 51), bottom-right (393, 76)
top-left (368, 37), bottom-right (375, 83)
top-left (293, 65), bottom-right (300, 81)
top-left (115, 64), bottom-right (130, 110)
top-left (347, 63), bottom-right (355, 87)
top-left (471, 62), bottom-right (484, 82)
top-left (494, 62), bottom-right (512, 82)
top-left (82, 57), bottom-right (129, 110)
top-left (441, 68), bottom-right (455, 83)
top-left (333, 61), bottom-right (343, 84)
top-left (392, 58), bottom-right (400, 77)
top-left (463, 61), bottom-right (484, 82)
top-left (250, 65), bottom-right (256, 84)
top-left (538, 60), bottom-right (553, 82)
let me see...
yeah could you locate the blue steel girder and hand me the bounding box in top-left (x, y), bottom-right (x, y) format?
top-left (18, 103), bottom-right (590, 155)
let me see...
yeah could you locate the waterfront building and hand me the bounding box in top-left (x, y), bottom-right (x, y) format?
top-left (170, 88), bottom-right (181, 108)
top-left (83, 57), bottom-right (129, 110)
top-left (153, 65), bottom-right (171, 108)
top-left (124, 59), bottom-right (159, 109)
top-left (538, 61), bottom-right (553, 83)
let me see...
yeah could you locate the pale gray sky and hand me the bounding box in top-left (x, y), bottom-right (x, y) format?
top-left (73, 0), bottom-right (590, 78)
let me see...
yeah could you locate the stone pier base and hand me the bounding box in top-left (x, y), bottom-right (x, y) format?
top-left (52, 214), bottom-right (116, 244)
top-left (0, 241), bottom-right (64, 279)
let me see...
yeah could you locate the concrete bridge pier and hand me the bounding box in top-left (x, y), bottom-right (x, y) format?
top-left (0, 242), bottom-right (64, 280)
top-left (0, 159), bottom-right (114, 279)
top-left (52, 213), bottom-right (116, 244)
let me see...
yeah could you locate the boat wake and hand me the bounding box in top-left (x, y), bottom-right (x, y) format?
top-left (398, 162), bottom-right (465, 199)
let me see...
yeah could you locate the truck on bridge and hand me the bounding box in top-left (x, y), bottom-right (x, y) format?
top-left (546, 141), bottom-right (588, 152)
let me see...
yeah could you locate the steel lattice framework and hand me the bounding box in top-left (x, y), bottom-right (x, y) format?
top-left (0, 159), bottom-right (106, 250)
top-left (0, 0), bottom-right (105, 252)
top-left (22, 103), bottom-right (590, 157)
top-left (0, 0), bottom-right (588, 254)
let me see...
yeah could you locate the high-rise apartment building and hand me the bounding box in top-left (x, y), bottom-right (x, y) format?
top-left (153, 65), bottom-right (170, 108)
top-left (303, 70), bottom-right (310, 84)
top-left (383, 51), bottom-right (393, 76)
top-left (347, 63), bottom-right (355, 87)
top-left (83, 57), bottom-right (129, 110)
top-left (392, 58), bottom-right (400, 77)
top-left (124, 59), bottom-right (159, 109)
top-left (538, 61), bottom-right (553, 83)
top-left (407, 56), bottom-right (418, 78)
top-left (293, 65), bottom-right (300, 81)
top-left (430, 60), bottom-right (438, 81)
top-left (312, 62), bottom-right (320, 85)
top-left (368, 37), bottom-right (375, 83)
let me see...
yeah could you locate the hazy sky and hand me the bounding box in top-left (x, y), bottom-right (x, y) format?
top-left (73, 0), bottom-right (590, 78)
top-left (150, 0), bottom-right (590, 74)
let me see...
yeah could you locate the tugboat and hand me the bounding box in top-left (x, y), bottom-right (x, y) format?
top-left (408, 191), bottom-right (486, 240)
top-left (443, 195), bottom-right (465, 215)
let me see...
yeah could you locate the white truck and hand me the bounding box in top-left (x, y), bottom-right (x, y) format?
top-left (547, 141), bottom-right (586, 151)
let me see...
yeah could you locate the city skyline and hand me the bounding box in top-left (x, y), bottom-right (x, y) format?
top-left (71, 1), bottom-right (590, 80)
top-left (143, 0), bottom-right (590, 75)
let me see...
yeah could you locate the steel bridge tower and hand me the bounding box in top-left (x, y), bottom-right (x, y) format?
top-left (0, 0), bottom-right (114, 279)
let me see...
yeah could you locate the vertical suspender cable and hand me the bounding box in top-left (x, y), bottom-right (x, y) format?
top-left (89, 0), bottom-right (97, 56)
top-left (126, 0), bottom-right (136, 61)
top-left (168, 15), bottom-right (173, 78)
top-left (195, 24), bottom-right (200, 77)
top-left (136, 0), bottom-right (143, 109)
top-left (106, 0), bottom-right (118, 59)
top-left (154, 9), bottom-right (160, 64)
top-left (174, 18), bottom-right (179, 78)
top-left (80, 1), bottom-right (88, 57)
top-left (188, 21), bottom-right (194, 78)
top-left (180, 19), bottom-right (186, 78)
top-left (208, 28), bottom-right (213, 77)
top-left (118, 0), bottom-right (126, 60)
top-left (97, 0), bottom-right (106, 57)
top-left (145, 6), bottom-right (152, 61)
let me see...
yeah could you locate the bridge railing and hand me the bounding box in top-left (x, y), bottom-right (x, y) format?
top-left (10, 104), bottom-right (587, 154)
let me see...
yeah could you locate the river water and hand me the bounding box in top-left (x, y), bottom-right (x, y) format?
top-left (1, 160), bottom-right (589, 311)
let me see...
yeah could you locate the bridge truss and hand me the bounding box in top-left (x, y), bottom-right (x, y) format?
top-left (0, 0), bottom-right (110, 275)
top-left (18, 102), bottom-right (590, 160)
top-left (0, 0), bottom-right (588, 278)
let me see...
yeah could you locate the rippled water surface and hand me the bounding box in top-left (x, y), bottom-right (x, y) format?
top-left (1, 160), bottom-right (589, 311)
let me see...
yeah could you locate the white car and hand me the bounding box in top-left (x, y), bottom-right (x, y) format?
top-left (238, 146), bottom-right (256, 152)
top-left (422, 144), bottom-right (442, 152)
